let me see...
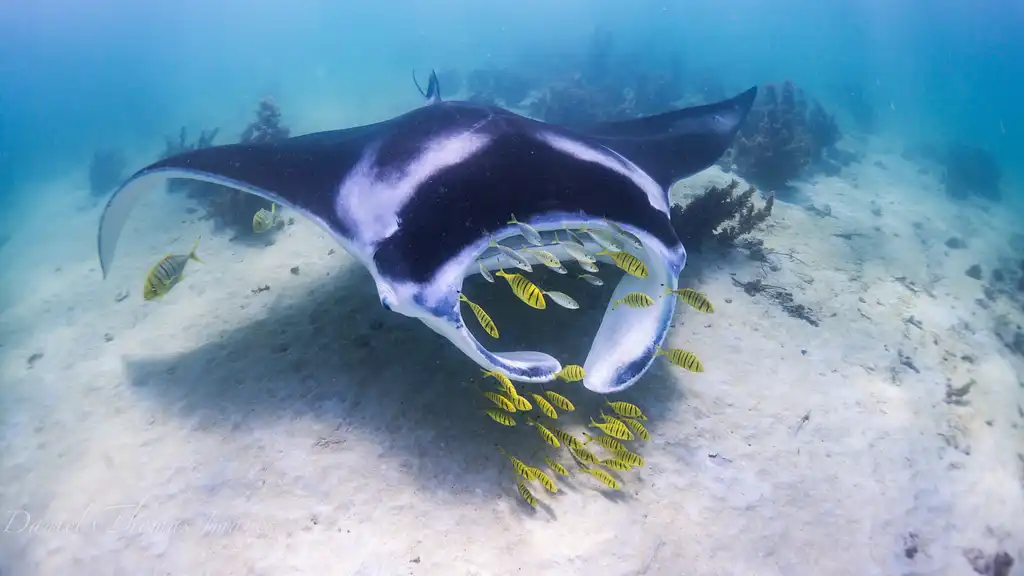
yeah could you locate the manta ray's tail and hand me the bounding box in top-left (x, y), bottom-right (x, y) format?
top-left (413, 69), bottom-right (442, 104)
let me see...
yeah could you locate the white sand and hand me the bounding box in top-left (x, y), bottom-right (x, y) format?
top-left (1, 144), bottom-right (1022, 575)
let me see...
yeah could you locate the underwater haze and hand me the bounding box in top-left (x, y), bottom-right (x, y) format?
top-left (2, 0), bottom-right (1024, 574)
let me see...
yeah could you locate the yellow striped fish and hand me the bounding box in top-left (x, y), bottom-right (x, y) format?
top-left (545, 457), bottom-right (570, 477)
top-left (516, 478), bottom-right (537, 507)
top-left (498, 447), bottom-right (534, 479)
top-left (569, 445), bottom-right (600, 466)
top-left (597, 249), bottom-right (648, 278)
top-left (511, 394), bottom-right (532, 411)
top-left (252, 203), bottom-right (276, 233)
top-left (548, 425), bottom-right (583, 450)
top-left (664, 287), bottom-right (714, 313)
top-left (483, 370), bottom-right (519, 400)
top-left (531, 394), bottom-right (558, 419)
top-left (655, 346), bottom-right (705, 373)
top-left (530, 467), bottom-right (558, 493)
top-left (142, 238), bottom-right (203, 301)
top-left (583, 467), bottom-right (621, 490)
top-left (589, 417), bottom-right (634, 441)
top-left (543, 390), bottom-right (575, 412)
top-left (614, 448), bottom-right (645, 467)
top-left (612, 291), bottom-right (655, 310)
top-left (582, 432), bottom-right (626, 453)
top-left (622, 418), bottom-right (651, 441)
top-left (495, 269), bottom-right (546, 309)
top-left (555, 364), bottom-right (585, 382)
top-left (600, 458), bottom-right (633, 472)
top-left (458, 293), bottom-right (499, 338)
top-left (528, 418), bottom-right (560, 448)
top-left (604, 399), bottom-right (646, 420)
top-left (479, 388), bottom-right (516, 413)
top-left (485, 409), bottom-right (516, 426)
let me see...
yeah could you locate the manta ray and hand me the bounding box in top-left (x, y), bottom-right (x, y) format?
top-left (98, 71), bottom-right (756, 394)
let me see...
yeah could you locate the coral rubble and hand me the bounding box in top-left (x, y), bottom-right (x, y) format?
top-left (87, 149), bottom-right (127, 198)
top-left (669, 179), bottom-right (775, 251)
top-left (941, 142), bottom-right (1002, 201)
top-left (730, 81), bottom-right (842, 191)
top-left (731, 276), bottom-right (820, 326)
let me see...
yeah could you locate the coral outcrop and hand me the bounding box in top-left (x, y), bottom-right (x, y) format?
top-left (88, 149), bottom-right (127, 198)
top-left (941, 143), bottom-right (1002, 202)
top-left (466, 68), bottom-right (531, 108)
top-left (161, 127), bottom-right (219, 194)
top-left (669, 180), bottom-right (774, 251)
top-left (162, 98), bottom-right (289, 239)
top-left (730, 81), bottom-right (842, 191)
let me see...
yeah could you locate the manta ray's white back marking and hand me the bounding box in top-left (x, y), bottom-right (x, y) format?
top-left (537, 132), bottom-right (669, 214)
top-left (335, 131), bottom-right (493, 246)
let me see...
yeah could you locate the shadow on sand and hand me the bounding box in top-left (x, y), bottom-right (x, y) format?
top-left (121, 260), bottom-right (686, 502)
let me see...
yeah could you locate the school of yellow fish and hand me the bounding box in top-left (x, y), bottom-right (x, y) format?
top-left (463, 216), bottom-right (718, 508)
top-left (140, 211), bottom-right (716, 508)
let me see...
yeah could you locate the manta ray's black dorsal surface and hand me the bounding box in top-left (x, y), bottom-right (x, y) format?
top-left (98, 78), bottom-right (756, 394)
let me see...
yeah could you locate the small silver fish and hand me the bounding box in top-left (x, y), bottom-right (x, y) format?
top-left (508, 214), bottom-right (543, 246)
top-left (544, 290), bottom-right (579, 310)
top-left (584, 227), bottom-right (623, 252)
top-left (578, 274), bottom-right (603, 286)
top-left (564, 229), bottom-right (586, 246)
top-left (489, 237), bottom-right (533, 272)
top-left (578, 259), bottom-right (599, 273)
top-left (604, 219), bottom-right (643, 250)
top-left (523, 248), bottom-right (563, 271)
top-left (562, 242), bottom-right (596, 264)
top-left (478, 261), bottom-right (494, 283)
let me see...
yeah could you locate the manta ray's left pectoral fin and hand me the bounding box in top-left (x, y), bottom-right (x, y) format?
top-left (97, 129), bottom-right (382, 278)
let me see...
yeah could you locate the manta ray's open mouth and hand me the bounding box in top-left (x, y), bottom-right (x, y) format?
top-left (386, 218), bottom-right (685, 395)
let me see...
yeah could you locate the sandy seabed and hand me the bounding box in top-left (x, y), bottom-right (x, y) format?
top-left (1, 143), bottom-right (1022, 575)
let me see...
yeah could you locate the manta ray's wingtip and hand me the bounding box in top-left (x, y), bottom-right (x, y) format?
top-left (735, 85), bottom-right (758, 113)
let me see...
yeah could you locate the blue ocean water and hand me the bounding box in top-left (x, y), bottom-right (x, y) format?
top-left (2, 1), bottom-right (1024, 574)
top-left (1, 0), bottom-right (1021, 201)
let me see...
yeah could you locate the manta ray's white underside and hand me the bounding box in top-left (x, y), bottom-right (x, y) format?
top-left (380, 214), bottom-right (685, 395)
